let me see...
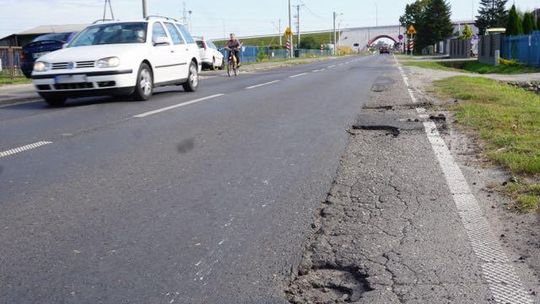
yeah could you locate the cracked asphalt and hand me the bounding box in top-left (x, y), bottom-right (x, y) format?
top-left (285, 59), bottom-right (539, 304)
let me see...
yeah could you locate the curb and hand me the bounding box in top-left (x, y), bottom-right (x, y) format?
top-left (0, 95), bottom-right (41, 107)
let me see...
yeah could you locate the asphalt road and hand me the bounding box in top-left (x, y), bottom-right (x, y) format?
top-left (0, 55), bottom-right (390, 303)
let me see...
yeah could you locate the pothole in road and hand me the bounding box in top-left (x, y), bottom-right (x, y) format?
top-left (371, 76), bottom-right (396, 93)
top-left (352, 125), bottom-right (401, 137)
top-left (286, 264), bottom-right (373, 304)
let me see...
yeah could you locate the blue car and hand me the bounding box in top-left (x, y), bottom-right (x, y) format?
top-left (21, 32), bottom-right (78, 78)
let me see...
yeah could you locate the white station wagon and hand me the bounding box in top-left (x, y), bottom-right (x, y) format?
top-left (32, 17), bottom-right (201, 106)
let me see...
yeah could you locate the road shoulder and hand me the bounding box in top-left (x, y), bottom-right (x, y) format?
top-left (284, 56), bottom-right (539, 303)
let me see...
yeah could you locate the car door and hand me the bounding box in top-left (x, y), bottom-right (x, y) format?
top-left (150, 22), bottom-right (176, 84)
top-left (163, 22), bottom-right (189, 79)
top-left (175, 23), bottom-right (199, 69)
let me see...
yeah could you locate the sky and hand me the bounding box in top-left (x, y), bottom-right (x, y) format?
top-left (1, 0), bottom-right (540, 40)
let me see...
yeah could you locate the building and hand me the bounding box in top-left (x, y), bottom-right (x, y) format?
top-left (0, 24), bottom-right (87, 47)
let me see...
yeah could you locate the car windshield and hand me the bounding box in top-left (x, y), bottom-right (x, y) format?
top-left (69, 22), bottom-right (147, 47)
top-left (33, 32), bottom-right (72, 42)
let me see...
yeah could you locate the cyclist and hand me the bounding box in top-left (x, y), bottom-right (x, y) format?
top-left (224, 33), bottom-right (242, 67)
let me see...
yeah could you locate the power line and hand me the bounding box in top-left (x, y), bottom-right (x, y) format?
top-left (298, 0), bottom-right (325, 20)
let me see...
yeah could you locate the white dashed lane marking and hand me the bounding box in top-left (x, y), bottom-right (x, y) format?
top-left (133, 94), bottom-right (225, 118)
top-left (0, 141), bottom-right (53, 158)
top-left (289, 73), bottom-right (308, 78)
top-left (245, 80), bottom-right (280, 90)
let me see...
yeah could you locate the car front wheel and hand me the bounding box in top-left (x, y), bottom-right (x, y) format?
top-left (133, 63), bottom-right (153, 101)
top-left (40, 93), bottom-right (67, 107)
top-left (182, 61), bottom-right (199, 92)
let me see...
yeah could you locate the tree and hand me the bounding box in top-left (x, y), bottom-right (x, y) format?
top-left (475, 0), bottom-right (508, 35)
top-left (506, 5), bottom-right (523, 36)
top-left (399, 0), bottom-right (430, 28)
top-left (461, 24), bottom-right (473, 40)
top-left (522, 12), bottom-right (536, 34)
top-left (299, 36), bottom-right (318, 50)
top-left (419, 0), bottom-right (453, 52)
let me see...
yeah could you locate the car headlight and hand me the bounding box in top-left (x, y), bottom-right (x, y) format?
top-left (33, 61), bottom-right (51, 72)
top-left (96, 57), bottom-right (120, 68)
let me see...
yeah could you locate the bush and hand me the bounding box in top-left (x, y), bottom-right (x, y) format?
top-left (256, 45), bottom-right (267, 62)
top-left (337, 46), bottom-right (354, 55)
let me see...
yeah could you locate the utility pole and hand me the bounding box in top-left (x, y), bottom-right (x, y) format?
top-left (333, 12), bottom-right (337, 56)
top-left (273, 19), bottom-right (282, 46)
top-left (288, 0), bottom-right (293, 58)
top-left (142, 0), bottom-right (148, 18)
top-left (188, 10), bottom-right (193, 32)
top-left (294, 5), bottom-right (301, 49)
top-left (182, 1), bottom-right (187, 26)
top-left (279, 19), bottom-right (282, 46)
top-left (103, 0), bottom-right (115, 20)
top-left (375, 3), bottom-right (378, 27)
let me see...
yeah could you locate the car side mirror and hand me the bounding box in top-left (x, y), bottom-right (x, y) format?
top-left (62, 43), bottom-right (68, 49)
top-left (153, 37), bottom-right (170, 46)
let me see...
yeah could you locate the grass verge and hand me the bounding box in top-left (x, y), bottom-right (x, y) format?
top-left (403, 59), bottom-right (540, 74)
top-left (0, 71), bottom-right (31, 86)
top-left (434, 76), bottom-right (540, 212)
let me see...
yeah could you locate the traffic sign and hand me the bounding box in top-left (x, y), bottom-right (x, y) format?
top-left (407, 25), bottom-right (417, 35)
top-left (286, 40), bottom-right (291, 50)
top-left (398, 34), bottom-right (404, 41)
top-left (285, 27), bottom-right (293, 36)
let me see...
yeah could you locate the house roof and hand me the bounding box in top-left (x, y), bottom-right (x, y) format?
top-left (16, 24), bottom-right (88, 35)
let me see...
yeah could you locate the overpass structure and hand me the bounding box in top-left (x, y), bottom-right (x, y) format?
top-left (338, 21), bottom-right (478, 52)
top-left (338, 25), bottom-right (404, 51)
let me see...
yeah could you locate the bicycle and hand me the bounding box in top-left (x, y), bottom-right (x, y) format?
top-left (225, 47), bottom-right (239, 77)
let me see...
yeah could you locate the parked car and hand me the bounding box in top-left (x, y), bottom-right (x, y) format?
top-left (21, 32), bottom-right (78, 78)
top-left (31, 17), bottom-right (201, 106)
top-left (194, 37), bottom-right (224, 70)
top-left (379, 45), bottom-right (390, 54)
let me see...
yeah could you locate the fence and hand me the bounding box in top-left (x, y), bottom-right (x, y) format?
top-left (449, 38), bottom-right (472, 59)
top-left (501, 31), bottom-right (540, 67)
top-left (479, 34), bottom-right (503, 65)
top-left (220, 46), bottom-right (333, 64)
top-left (0, 47), bottom-right (24, 77)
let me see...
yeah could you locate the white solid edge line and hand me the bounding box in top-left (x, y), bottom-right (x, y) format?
top-left (289, 73), bottom-right (308, 78)
top-left (245, 80), bottom-right (280, 90)
top-left (393, 54), bottom-right (535, 304)
top-left (0, 141), bottom-right (53, 158)
top-left (133, 94), bottom-right (224, 118)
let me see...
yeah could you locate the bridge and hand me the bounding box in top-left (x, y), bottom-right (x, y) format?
top-left (339, 25), bottom-right (405, 51)
top-left (339, 21), bottom-right (477, 51)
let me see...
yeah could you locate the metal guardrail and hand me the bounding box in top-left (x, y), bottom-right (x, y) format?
top-left (0, 46), bottom-right (24, 77)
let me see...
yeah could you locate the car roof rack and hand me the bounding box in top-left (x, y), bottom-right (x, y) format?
top-left (145, 15), bottom-right (179, 22)
top-left (91, 19), bottom-right (116, 24)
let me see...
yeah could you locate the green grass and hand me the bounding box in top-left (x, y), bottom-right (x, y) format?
top-left (434, 76), bottom-right (540, 212)
top-left (0, 76), bottom-right (31, 86)
top-left (402, 59), bottom-right (540, 74)
top-left (402, 60), bottom-right (459, 72)
top-left (504, 182), bottom-right (540, 212)
top-left (0, 70), bottom-right (31, 86)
